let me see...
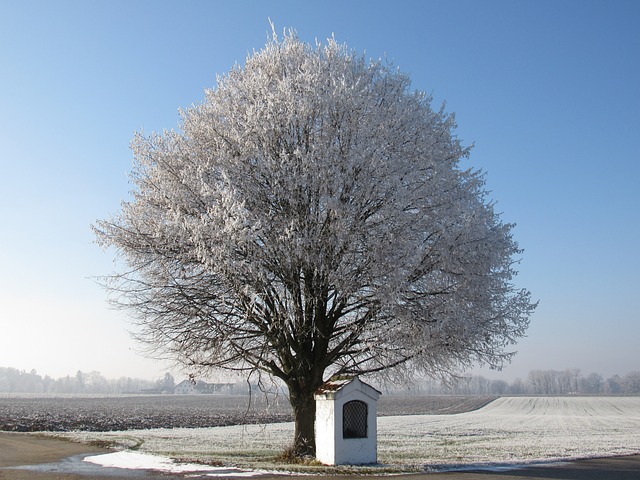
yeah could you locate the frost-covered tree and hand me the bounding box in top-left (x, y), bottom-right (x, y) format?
top-left (94, 30), bottom-right (535, 456)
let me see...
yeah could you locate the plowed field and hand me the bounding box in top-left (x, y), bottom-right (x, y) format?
top-left (0, 394), bottom-right (494, 431)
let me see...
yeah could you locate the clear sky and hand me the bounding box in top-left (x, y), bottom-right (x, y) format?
top-left (1, 0), bottom-right (638, 382)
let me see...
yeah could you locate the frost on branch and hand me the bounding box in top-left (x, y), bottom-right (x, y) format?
top-left (94, 29), bottom-right (535, 455)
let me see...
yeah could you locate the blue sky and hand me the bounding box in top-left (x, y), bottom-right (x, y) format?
top-left (1, 0), bottom-right (638, 381)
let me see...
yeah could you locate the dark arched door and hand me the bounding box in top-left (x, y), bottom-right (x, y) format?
top-left (343, 400), bottom-right (368, 438)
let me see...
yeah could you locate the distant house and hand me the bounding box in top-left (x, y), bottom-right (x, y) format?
top-left (173, 379), bottom-right (235, 394)
top-left (173, 380), bottom-right (197, 394)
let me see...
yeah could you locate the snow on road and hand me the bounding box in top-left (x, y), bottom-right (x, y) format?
top-left (83, 450), bottom-right (260, 476)
top-left (53, 396), bottom-right (640, 470)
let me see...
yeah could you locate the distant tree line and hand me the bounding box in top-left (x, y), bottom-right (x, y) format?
top-left (3, 365), bottom-right (640, 396)
top-left (0, 367), bottom-right (252, 395)
top-left (0, 367), bottom-right (166, 394)
top-left (388, 369), bottom-right (640, 396)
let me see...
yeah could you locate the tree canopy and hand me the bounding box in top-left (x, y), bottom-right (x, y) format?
top-left (94, 30), bottom-right (535, 456)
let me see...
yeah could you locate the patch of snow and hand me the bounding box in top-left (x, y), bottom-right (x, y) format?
top-left (84, 451), bottom-right (259, 476)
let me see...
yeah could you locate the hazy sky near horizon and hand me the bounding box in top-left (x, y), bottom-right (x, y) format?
top-left (1, 0), bottom-right (638, 382)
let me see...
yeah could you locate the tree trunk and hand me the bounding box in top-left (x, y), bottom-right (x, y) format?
top-left (288, 385), bottom-right (317, 457)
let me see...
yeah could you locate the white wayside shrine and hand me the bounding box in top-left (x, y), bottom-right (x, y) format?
top-left (314, 376), bottom-right (381, 465)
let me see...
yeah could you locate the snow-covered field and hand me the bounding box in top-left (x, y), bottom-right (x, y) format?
top-left (51, 396), bottom-right (640, 473)
top-left (379, 396), bottom-right (640, 467)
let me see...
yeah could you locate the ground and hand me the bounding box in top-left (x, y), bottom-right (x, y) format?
top-left (2, 433), bottom-right (640, 479)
